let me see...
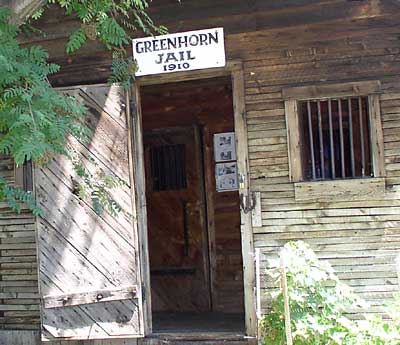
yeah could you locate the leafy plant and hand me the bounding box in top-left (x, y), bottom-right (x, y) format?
top-left (0, 8), bottom-right (89, 164)
top-left (262, 241), bottom-right (365, 345)
top-left (0, 176), bottom-right (42, 216)
top-left (69, 146), bottom-right (128, 216)
top-left (39, 0), bottom-right (168, 87)
top-left (0, 7), bottom-right (90, 212)
top-left (1, 0), bottom-right (164, 214)
top-left (261, 241), bottom-right (400, 345)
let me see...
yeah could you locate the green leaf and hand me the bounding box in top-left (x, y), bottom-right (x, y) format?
top-left (66, 28), bottom-right (87, 53)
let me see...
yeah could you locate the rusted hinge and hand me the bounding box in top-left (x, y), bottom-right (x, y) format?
top-left (240, 192), bottom-right (256, 214)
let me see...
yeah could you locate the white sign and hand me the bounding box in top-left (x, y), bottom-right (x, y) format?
top-left (214, 132), bottom-right (236, 162)
top-left (132, 28), bottom-right (225, 76)
top-left (215, 162), bottom-right (238, 192)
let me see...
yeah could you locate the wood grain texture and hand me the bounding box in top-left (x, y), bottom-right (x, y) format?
top-left (35, 85), bottom-right (143, 341)
top-left (282, 80), bottom-right (381, 100)
top-left (294, 178), bottom-right (386, 202)
top-left (43, 286), bottom-right (138, 309)
top-left (140, 78), bottom-right (244, 314)
top-left (0, 155), bottom-right (40, 330)
top-left (3, 0), bottom-right (400, 339)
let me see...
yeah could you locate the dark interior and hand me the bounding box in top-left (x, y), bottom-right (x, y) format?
top-left (140, 77), bottom-right (245, 333)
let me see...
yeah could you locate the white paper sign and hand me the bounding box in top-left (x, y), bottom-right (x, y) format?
top-left (132, 28), bottom-right (225, 76)
top-left (214, 132), bottom-right (236, 162)
top-left (216, 162), bottom-right (238, 192)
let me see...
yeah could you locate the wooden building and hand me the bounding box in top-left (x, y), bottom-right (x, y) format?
top-left (2, 0), bottom-right (400, 344)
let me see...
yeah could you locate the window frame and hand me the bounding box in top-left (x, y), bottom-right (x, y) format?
top-left (283, 80), bottom-right (385, 183)
top-left (14, 160), bottom-right (33, 192)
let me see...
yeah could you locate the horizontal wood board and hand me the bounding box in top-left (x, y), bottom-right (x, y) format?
top-left (0, 330), bottom-right (250, 345)
top-left (0, 155), bottom-right (40, 330)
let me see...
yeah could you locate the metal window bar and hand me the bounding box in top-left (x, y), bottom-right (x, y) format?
top-left (358, 97), bottom-right (366, 177)
top-left (301, 96), bottom-right (371, 181)
top-left (164, 146), bottom-right (171, 189)
top-left (328, 100), bottom-right (336, 179)
top-left (317, 101), bottom-right (325, 179)
top-left (307, 101), bottom-right (316, 179)
top-left (151, 144), bottom-right (187, 191)
top-left (338, 99), bottom-right (346, 178)
top-left (348, 98), bottom-right (355, 177)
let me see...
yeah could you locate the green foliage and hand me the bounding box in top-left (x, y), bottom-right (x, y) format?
top-left (261, 241), bottom-right (400, 345)
top-left (48, 0), bottom-right (168, 86)
top-left (1, 0), bottom-right (165, 213)
top-left (0, 176), bottom-right (43, 216)
top-left (66, 28), bottom-right (87, 54)
top-left (108, 52), bottom-right (138, 89)
top-left (0, 7), bottom-right (90, 212)
top-left (349, 296), bottom-right (400, 345)
top-left (0, 7), bottom-right (89, 165)
top-left (69, 147), bottom-right (127, 216)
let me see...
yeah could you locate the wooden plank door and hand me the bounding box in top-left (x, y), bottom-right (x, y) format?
top-left (35, 84), bottom-right (146, 340)
top-left (144, 126), bottom-right (211, 312)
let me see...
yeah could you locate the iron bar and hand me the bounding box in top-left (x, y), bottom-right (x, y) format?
top-left (307, 101), bottom-right (316, 179)
top-left (348, 98), bottom-right (355, 177)
top-left (338, 100), bottom-right (346, 178)
top-left (358, 97), bottom-right (366, 177)
top-left (317, 101), bottom-right (325, 179)
top-left (328, 99), bottom-right (336, 179)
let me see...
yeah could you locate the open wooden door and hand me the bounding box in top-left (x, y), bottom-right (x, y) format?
top-left (144, 126), bottom-right (211, 313)
top-left (35, 84), bottom-right (146, 340)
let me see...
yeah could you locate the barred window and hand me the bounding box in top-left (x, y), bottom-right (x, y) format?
top-left (299, 97), bottom-right (372, 181)
top-left (283, 81), bottom-right (385, 183)
top-left (150, 144), bottom-right (187, 191)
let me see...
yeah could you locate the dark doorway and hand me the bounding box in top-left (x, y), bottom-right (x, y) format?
top-left (141, 77), bottom-right (245, 333)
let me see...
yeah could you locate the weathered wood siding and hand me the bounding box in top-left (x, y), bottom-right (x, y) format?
top-left (35, 85), bottom-right (143, 341)
top-left (0, 157), bottom-right (40, 330)
top-left (0, 330), bottom-right (248, 345)
top-left (240, 18), bottom-right (400, 316)
top-left (2, 0), bottom-right (400, 340)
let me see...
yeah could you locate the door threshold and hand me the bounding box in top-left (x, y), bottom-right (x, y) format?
top-left (148, 332), bottom-right (247, 341)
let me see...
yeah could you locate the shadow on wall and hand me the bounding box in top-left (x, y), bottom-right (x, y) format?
top-left (34, 85), bottom-right (139, 340)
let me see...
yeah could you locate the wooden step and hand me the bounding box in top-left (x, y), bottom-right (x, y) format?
top-left (0, 330), bottom-right (255, 345)
top-left (139, 336), bottom-right (251, 345)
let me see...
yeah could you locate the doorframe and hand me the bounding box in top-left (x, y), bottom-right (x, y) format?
top-left (131, 60), bottom-right (257, 339)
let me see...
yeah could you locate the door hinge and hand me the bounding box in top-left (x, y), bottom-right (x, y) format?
top-left (240, 192), bottom-right (256, 214)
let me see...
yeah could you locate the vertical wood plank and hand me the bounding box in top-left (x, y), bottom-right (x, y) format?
top-left (202, 126), bottom-right (218, 310)
top-left (14, 163), bottom-right (24, 189)
top-left (251, 192), bottom-right (262, 227)
top-left (130, 83), bottom-right (152, 334)
top-left (194, 125), bottom-right (213, 309)
top-left (284, 100), bottom-right (302, 182)
top-left (369, 95), bottom-right (385, 178)
top-left (232, 68), bottom-right (257, 341)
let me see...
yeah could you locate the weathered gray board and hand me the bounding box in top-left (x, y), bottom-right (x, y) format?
top-left (0, 330), bottom-right (249, 345)
top-left (35, 85), bottom-right (144, 341)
